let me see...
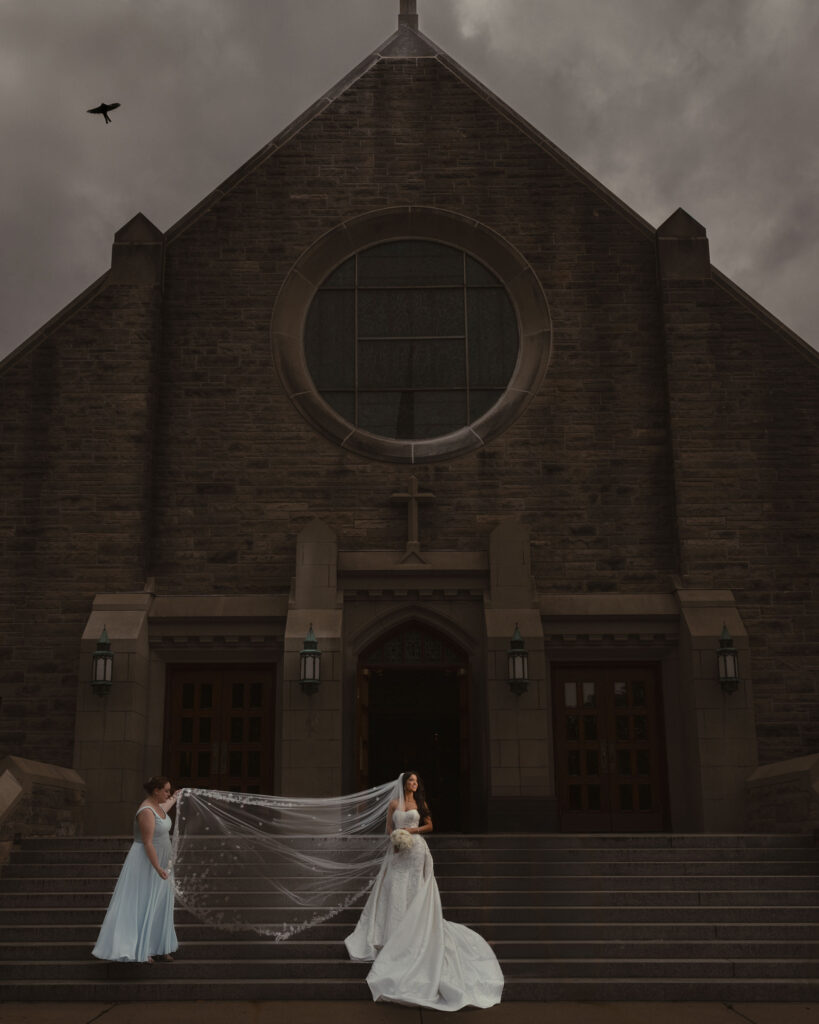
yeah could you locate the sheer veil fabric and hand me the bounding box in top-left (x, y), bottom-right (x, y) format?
top-left (172, 777), bottom-right (401, 941)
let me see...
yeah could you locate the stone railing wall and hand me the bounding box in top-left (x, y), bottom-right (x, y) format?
top-left (746, 753), bottom-right (819, 835)
top-left (0, 756), bottom-right (86, 866)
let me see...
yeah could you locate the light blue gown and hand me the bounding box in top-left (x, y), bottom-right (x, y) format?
top-left (92, 805), bottom-right (178, 962)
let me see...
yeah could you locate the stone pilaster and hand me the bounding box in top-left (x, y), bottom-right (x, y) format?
top-left (282, 520), bottom-right (343, 796)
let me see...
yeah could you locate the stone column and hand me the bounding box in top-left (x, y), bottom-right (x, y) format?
top-left (74, 592), bottom-right (153, 834)
top-left (484, 519), bottom-right (553, 830)
top-left (281, 519), bottom-right (343, 796)
top-left (674, 585), bottom-right (757, 830)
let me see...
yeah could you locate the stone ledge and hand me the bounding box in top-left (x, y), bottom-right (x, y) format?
top-left (746, 752), bottom-right (819, 835)
top-left (0, 757), bottom-right (86, 861)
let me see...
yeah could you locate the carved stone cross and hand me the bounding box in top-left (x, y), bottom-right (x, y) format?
top-left (391, 475), bottom-right (434, 563)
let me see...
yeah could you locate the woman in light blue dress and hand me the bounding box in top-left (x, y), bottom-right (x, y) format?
top-left (92, 776), bottom-right (179, 963)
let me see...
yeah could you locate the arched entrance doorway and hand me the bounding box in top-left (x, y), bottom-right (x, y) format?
top-left (357, 621), bottom-right (470, 832)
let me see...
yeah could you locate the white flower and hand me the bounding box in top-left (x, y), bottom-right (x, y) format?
top-left (391, 828), bottom-right (415, 852)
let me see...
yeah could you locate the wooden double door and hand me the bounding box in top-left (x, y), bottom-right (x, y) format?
top-left (163, 664), bottom-right (275, 793)
top-left (553, 664), bottom-right (667, 831)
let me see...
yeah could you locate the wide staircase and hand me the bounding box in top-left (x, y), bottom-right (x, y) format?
top-left (1, 833), bottom-right (818, 1002)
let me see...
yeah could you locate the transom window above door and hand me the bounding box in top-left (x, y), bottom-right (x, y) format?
top-left (304, 241), bottom-right (519, 441)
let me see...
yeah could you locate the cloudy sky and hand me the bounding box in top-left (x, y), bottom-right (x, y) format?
top-left (1, 0), bottom-right (817, 361)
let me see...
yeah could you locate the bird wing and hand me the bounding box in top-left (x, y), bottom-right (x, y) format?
top-left (104, 103), bottom-right (121, 112)
top-left (87, 105), bottom-right (105, 114)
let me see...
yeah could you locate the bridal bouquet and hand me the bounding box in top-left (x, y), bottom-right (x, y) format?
top-left (391, 828), bottom-right (415, 852)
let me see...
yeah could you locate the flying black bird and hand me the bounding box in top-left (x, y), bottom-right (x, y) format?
top-left (87, 102), bottom-right (121, 124)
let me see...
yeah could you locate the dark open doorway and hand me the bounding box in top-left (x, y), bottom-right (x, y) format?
top-left (357, 623), bottom-right (470, 832)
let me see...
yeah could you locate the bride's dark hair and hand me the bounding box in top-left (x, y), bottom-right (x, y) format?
top-left (402, 770), bottom-right (431, 826)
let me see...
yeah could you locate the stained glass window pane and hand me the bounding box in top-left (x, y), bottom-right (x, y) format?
top-left (566, 716), bottom-right (579, 740)
top-left (467, 290), bottom-right (518, 387)
top-left (614, 682), bottom-right (628, 707)
top-left (358, 339), bottom-right (465, 390)
top-left (358, 289), bottom-right (464, 338)
top-left (583, 717), bottom-right (598, 741)
top-left (358, 241), bottom-right (464, 287)
top-left (582, 683), bottom-right (596, 707)
top-left (563, 683), bottom-right (577, 708)
top-left (304, 291), bottom-right (355, 389)
top-left (586, 750), bottom-right (599, 776)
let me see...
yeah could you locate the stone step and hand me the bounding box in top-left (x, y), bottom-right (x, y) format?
top-left (4, 887), bottom-right (817, 914)
top-left (5, 938), bottom-right (819, 963)
top-left (7, 856), bottom-right (819, 878)
top-left (7, 920), bottom-right (819, 943)
top-left (3, 902), bottom-right (817, 928)
top-left (3, 833), bottom-right (815, 1004)
top-left (12, 845), bottom-right (819, 866)
top-left (6, 955), bottom-right (819, 983)
top-left (2, 976), bottom-right (819, 1003)
top-left (18, 833), bottom-right (816, 850)
top-left (5, 870), bottom-right (818, 893)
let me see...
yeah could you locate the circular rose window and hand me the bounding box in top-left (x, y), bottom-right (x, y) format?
top-left (271, 207), bottom-right (551, 464)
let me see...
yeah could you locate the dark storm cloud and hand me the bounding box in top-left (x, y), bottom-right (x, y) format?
top-left (1, 0), bottom-right (816, 360)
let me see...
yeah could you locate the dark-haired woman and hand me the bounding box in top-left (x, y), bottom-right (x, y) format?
top-left (345, 771), bottom-right (503, 1010)
top-left (92, 776), bottom-right (179, 963)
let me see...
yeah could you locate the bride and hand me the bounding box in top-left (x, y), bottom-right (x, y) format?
top-left (345, 771), bottom-right (504, 1010)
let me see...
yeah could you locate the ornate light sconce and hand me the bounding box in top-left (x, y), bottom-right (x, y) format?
top-left (717, 624), bottom-right (739, 695)
top-left (91, 626), bottom-right (113, 697)
top-left (300, 624), bottom-right (321, 696)
top-left (508, 624), bottom-right (528, 696)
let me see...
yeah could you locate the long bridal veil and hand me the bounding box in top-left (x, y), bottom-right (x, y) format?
top-left (171, 778), bottom-right (402, 941)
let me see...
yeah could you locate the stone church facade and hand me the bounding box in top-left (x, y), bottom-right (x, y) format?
top-left (1, 9), bottom-right (818, 835)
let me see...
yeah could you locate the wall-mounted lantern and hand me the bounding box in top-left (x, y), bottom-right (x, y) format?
top-left (300, 624), bottom-right (321, 696)
top-left (717, 624), bottom-right (739, 694)
top-left (91, 626), bottom-right (113, 697)
top-left (508, 624), bottom-right (528, 696)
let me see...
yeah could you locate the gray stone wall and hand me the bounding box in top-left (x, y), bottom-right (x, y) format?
top-left (0, 48), bottom-right (817, 780)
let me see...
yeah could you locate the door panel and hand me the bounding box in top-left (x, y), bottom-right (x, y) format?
top-left (553, 664), bottom-right (666, 831)
top-left (164, 664), bottom-right (275, 794)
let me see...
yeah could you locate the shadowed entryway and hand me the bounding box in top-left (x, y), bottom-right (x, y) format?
top-left (357, 622), bottom-right (470, 832)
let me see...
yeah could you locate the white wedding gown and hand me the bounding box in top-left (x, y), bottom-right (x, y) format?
top-left (344, 809), bottom-right (504, 1010)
